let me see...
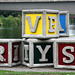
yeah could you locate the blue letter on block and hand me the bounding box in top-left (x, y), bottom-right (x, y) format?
top-left (59, 15), bottom-right (66, 33)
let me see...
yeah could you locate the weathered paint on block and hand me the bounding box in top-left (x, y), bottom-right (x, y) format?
top-left (54, 37), bottom-right (75, 69)
top-left (22, 39), bottom-right (55, 68)
top-left (22, 9), bottom-right (59, 39)
top-left (59, 11), bottom-right (69, 36)
top-left (0, 39), bottom-right (22, 67)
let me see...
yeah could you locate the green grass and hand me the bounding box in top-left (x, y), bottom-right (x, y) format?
top-left (0, 70), bottom-right (75, 75)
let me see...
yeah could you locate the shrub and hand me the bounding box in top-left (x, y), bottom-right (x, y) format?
top-left (0, 14), bottom-right (22, 38)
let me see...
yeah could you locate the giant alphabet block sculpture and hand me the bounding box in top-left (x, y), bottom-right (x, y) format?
top-left (54, 37), bottom-right (75, 69)
top-left (0, 39), bottom-right (22, 67)
top-left (59, 11), bottom-right (69, 36)
top-left (22, 39), bottom-right (55, 68)
top-left (22, 9), bottom-right (59, 39)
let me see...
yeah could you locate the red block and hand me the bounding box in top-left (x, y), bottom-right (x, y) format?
top-left (58, 43), bottom-right (75, 65)
top-left (0, 39), bottom-right (22, 67)
top-left (54, 37), bottom-right (75, 69)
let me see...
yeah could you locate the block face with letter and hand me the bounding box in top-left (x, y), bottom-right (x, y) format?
top-left (34, 43), bottom-right (53, 64)
top-left (12, 42), bottom-right (21, 63)
top-left (46, 14), bottom-right (57, 35)
top-left (0, 44), bottom-right (8, 63)
top-left (58, 43), bottom-right (75, 65)
top-left (25, 14), bottom-right (43, 35)
top-left (54, 37), bottom-right (75, 69)
top-left (0, 39), bottom-right (22, 67)
top-left (59, 11), bottom-right (69, 36)
top-left (22, 9), bottom-right (59, 39)
top-left (23, 42), bottom-right (29, 64)
top-left (22, 39), bottom-right (54, 68)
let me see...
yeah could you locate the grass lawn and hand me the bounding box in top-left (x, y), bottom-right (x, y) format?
top-left (0, 71), bottom-right (75, 75)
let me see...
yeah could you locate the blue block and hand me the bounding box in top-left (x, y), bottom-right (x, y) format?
top-left (59, 15), bottom-right (66, 34)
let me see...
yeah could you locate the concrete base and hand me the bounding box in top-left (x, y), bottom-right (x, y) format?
top-left (0, 65), bottom-right (75, 72)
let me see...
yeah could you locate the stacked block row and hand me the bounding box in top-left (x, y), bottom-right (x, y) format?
top-left (22, 9), bottom-right (69, 38)
top-left (22, 37), bottom-right (75, 69)
top-left (0, 38), bottom-right (75, 69)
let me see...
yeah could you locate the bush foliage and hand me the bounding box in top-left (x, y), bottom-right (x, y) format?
top-left (0, 11), bottom-right (22, 39)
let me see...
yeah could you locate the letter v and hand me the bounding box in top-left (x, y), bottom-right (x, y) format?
top-left (26, 16), bottom-right (41, 32)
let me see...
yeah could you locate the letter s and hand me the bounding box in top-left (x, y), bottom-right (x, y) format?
top-left (62, 46), bottom-right (74, 64)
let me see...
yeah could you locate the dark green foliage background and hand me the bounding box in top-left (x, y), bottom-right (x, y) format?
top-left (0, 11), bottom-right (22, 39)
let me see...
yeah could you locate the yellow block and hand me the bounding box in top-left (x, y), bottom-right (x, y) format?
top-left (25, 14), bottom-right (43, 35)
top-left (46, 14), bottom-right (57, 35)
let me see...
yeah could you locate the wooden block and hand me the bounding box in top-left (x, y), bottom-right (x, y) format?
top-left (22, 9), bottom-right (59, 39)
top-left (22, 38), bottom-right (55, 68)
top-left (54, 37), bottom-right (75, 69)
top-left (0, 39), bottom-right (22, 67)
